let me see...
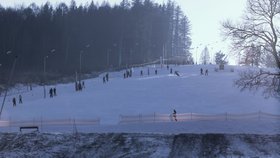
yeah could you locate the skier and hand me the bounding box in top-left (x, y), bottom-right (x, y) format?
top-left (19, 95), bottom-right (23, 104)
top-left (129, 69), bottom-right (132, 77)
top-left (78, 82), bottom-right (82, 90)
top-left (205, 69), bottom-right (208, 76)
top-left (53, 87), bottom-right (57, 96)
top-left (126, 70), bottom-right (129, 78)
top-left (155, 69), bottom-right (157, 75)
top-left (200, 68), bottom-right (203, 75)
top-left (82, 81), bottom-right (85, 88)
top-left (173, 109), bottom-right (177, 122)
top-left (140, 70), bottom-right (143, 76)
top-left (106, 73), bottom-right (109, 82)
top-left (103, 76), bottom-right (106, 83)
top-left (75, 82), bottom-right (78, 91)
top-left (148, 68), bottom-right (150, 76)
top-left (49, 88), bottom-right (53, 98)
top-left (170, 68), bottom-right (173, 74)
top-left (12, 97), bottom-right (16, 107)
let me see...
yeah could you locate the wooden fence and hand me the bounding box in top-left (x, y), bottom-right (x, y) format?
top-left (0, 118), bottom-right (100, 129)
top-left (119, 111), bottom-right (280, 124)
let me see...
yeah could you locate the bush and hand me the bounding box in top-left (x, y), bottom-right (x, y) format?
top-left (214, 68), bottom-right (219, 72)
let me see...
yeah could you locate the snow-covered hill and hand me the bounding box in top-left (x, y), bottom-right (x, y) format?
top-left (0, 64), bottom-right (279, 133)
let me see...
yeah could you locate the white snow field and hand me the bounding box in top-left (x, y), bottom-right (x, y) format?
top-left (0, 64), bottom-right (279, 133)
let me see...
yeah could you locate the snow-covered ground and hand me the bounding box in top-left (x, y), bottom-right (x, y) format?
top-left (0, 64), bottom-right (279, 133)
top-left (0, 133), bottom-right (279, 158)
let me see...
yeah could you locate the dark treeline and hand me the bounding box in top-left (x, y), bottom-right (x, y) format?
top-left (0, 0), bottom-right (192, 84)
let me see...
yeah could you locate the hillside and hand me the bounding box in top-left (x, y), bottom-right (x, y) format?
top-left (0, 64), bottom-right (279, 133)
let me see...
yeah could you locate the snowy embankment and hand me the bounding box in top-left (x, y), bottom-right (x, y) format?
top-left (0, 132), bottom-right (279, 158)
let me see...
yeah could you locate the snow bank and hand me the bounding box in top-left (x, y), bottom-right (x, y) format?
top-left (0, 132), bottom-right (279, 158)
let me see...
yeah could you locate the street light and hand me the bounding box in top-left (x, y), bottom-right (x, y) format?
top-left (6, 51), bottom-right (12, 55)
top-left (43, 55), bottom-right (48, 98)
top-left (195, 43), bottom-right (202, 64)
top-left (107, 49), bottom-right (111, 69)
top-left (79, 50), bottom-right (83, 81)
top-left (43, 49), bottom-right (55, 98)
top-left (79, 44), bottom-right (90, 82)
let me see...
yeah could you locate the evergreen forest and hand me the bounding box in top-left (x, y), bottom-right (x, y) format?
top-left (0, 0), bottom-right (192, 84)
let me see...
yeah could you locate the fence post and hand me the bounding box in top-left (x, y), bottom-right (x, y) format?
top-left (119, 115), bottom-right (121, 124)
top-left (225, 112), bottom-right (228, 121)
top-left (41, 116), bottom-right (43, 132)
top-left (9, 117), bottom-right (11, 132)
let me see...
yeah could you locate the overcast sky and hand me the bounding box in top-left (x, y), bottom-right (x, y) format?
top-left (0, 0), bottom-right (247, 64)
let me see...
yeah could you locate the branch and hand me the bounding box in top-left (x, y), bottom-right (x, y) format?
top-left (235, 69), bottom-right (280, 98)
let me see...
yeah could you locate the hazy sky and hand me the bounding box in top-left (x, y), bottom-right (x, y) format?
top-left (0, 0), bottom-right (247, 64)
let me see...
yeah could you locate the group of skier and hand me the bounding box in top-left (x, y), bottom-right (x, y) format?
top-left (49, 87), bottom-right (57, 98)
top-left (124, 69), bottom-right (132, 79)
top-left (103, 73), bottom-right (109, 83)
top-left (200, 68), bottom-right (209, 76)
top-left (75, 81), bottom-right (85, 91)
top-left (12, 95), bottom-right (23, 107)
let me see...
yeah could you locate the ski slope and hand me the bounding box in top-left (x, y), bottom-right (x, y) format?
top-left (0, 64), bottom-right (279, 133)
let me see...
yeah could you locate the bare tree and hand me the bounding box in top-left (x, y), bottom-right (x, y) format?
top-left (222, 0), bottom-right (280, 98)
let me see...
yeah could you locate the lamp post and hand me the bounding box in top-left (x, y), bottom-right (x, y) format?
top-left (43, 49), bottom-right (55, 98)
top-left (79, 44), bottom-right (90, 82)
top-left (107, 49), bottom-right (111, 69)
top-left (79, 50), bottom-right (83, 82)
top-left (43, 55), bottom-right (48, 98)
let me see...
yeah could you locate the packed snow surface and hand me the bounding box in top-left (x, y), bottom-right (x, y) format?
top-left (0, 64), bottom-right (279, 133)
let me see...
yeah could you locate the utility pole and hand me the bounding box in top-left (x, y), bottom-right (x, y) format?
top-left (43, 55), bottom-right (48, 98)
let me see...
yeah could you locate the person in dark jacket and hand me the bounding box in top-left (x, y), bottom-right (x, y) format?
top-left (75, 82), bottom-right (78, 91)
top-left (19, 95), bottom-right (23, 104)
top-left (53, 88), bottom-right (57, 96)
top-left (173, 109), bottom-right (177, 121)
top-left (106, 73), bottom-right (109, 82)
top-left (12, 97), bottom-right (16, 107)
top-left (49, 88), bottom-right (53, 98)
top-left (82, 81), bottom-right (85, 88)
top-left (103, 76), bottom-right (106, 83)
